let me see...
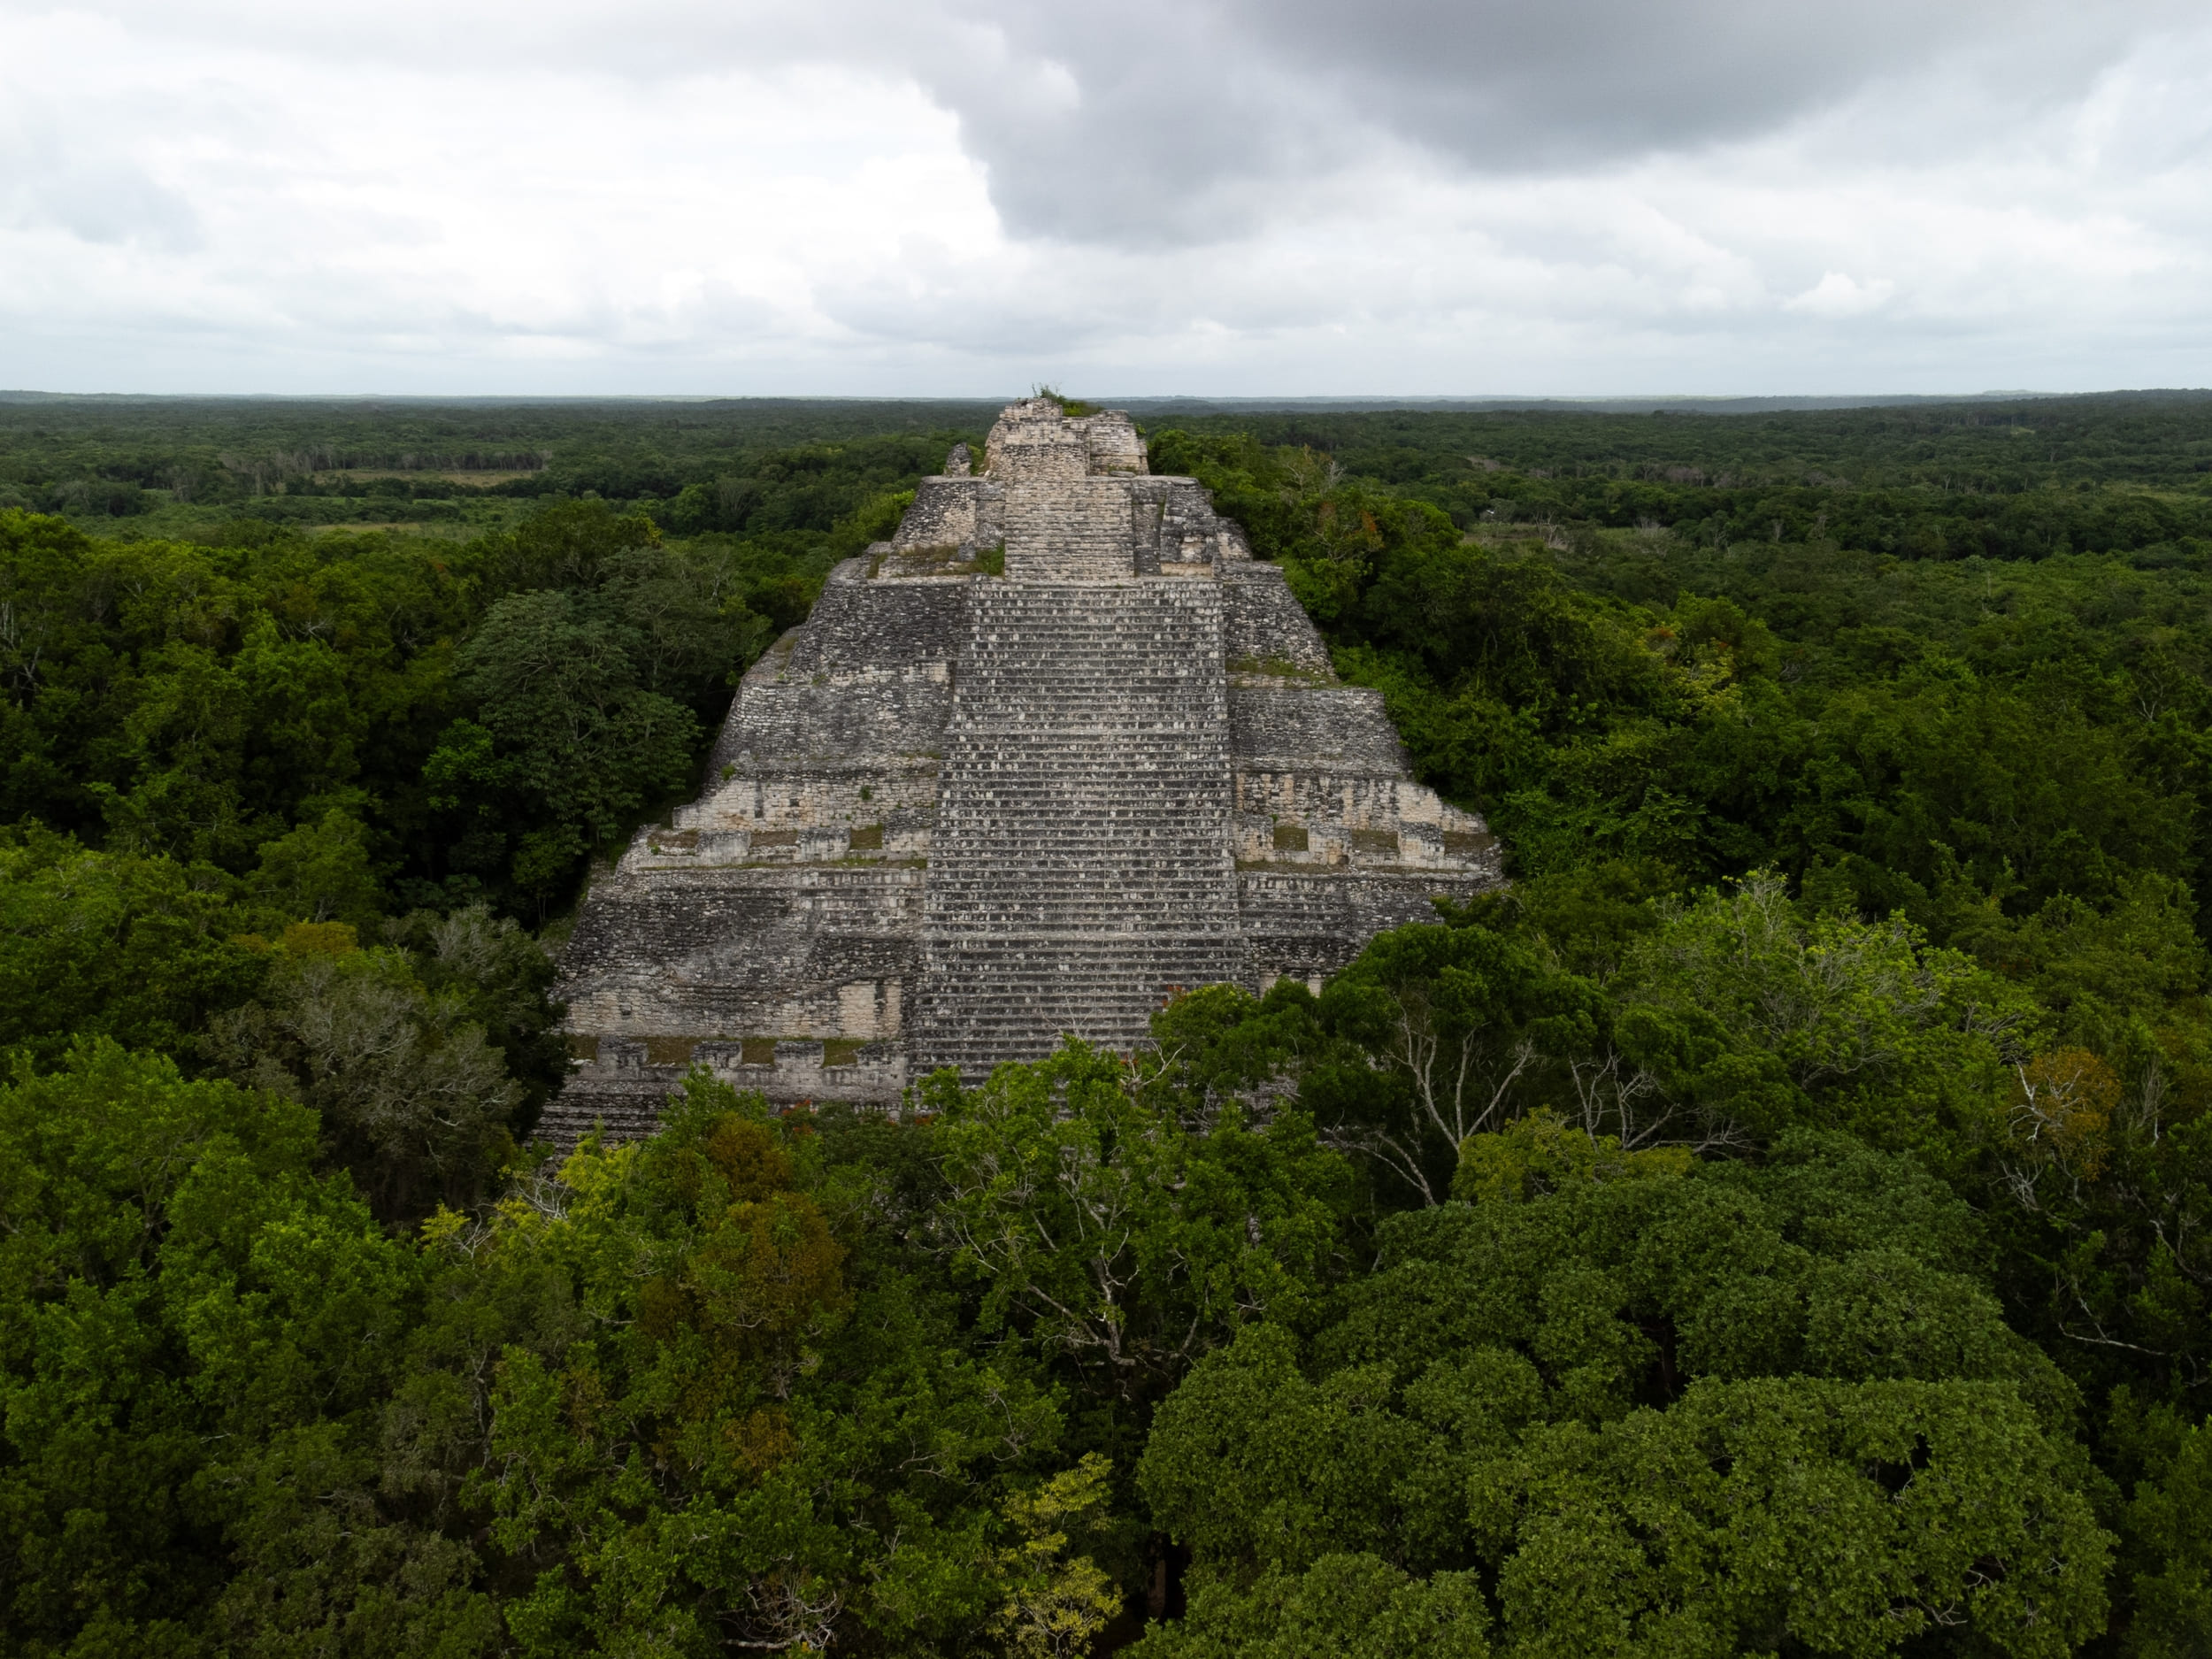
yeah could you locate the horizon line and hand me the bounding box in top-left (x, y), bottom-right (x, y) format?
top-left (7, 387), bottom-right (2195, 406)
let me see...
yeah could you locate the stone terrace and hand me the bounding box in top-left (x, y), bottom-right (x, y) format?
top-left (543, 398), bottom-right (1502, 1141)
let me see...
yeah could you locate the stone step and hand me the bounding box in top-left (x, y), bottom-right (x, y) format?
top-left (932, 813), bottom-right (1231, 823)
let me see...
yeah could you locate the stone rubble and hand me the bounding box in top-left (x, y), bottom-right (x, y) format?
top-left (542, 398), bottom-right (1502, 1142)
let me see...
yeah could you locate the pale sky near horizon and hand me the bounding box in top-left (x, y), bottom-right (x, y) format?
top-left (4, 0), bottom-right (2210, 397)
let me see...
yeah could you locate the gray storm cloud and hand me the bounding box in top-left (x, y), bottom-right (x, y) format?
top-left (81, 0), bottom-right (2197, 245)
top-left (888, 0), bottom-right (2194, 243)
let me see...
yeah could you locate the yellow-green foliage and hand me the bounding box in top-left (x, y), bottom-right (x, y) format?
top-left (1453, 1109), bottom-right (1691, 1203)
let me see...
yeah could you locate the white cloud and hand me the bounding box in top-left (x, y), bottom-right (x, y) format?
top-left (1783, 274), bottom-right (1896, 319)
top-left (1, 1), bottom-right (2209, 392)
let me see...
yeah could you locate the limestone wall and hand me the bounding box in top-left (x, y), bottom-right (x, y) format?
top-left (1223, 565), bottom-right (1334, 673)
top-left (894, 476), bottom-right (1004, 556)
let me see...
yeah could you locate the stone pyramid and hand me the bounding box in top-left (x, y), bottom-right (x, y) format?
top-left (542, 398), bottom-right (1502, 1141)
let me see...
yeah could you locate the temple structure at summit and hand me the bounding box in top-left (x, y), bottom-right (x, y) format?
top-left (542, 398), bottom-right (1503, 1141)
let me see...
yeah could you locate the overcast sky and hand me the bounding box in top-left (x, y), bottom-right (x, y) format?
top-left (4, 0), bottom-right (2210, 396)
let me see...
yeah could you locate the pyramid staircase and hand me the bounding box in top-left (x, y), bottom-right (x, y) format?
top-left (912, 579), bottom-right (1246, 1079)
top-left (1003, 480), bottom-right (1143, 580)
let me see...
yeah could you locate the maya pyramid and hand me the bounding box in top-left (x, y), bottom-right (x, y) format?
top-left (544, 398), bottom-right (1502, 1141)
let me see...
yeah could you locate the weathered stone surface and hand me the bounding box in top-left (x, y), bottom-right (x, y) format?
top-left (912, 577), bottom-right (1245, 1077)
top-left (541, 398), bottom-right (1502, 1145)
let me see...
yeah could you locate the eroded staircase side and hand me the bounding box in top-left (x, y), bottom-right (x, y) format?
top-left (912, 580), bottom-right (1245, 1079)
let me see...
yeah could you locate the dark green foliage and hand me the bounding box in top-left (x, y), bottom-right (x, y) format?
top-left (920, 1041), bottom-right (1355, 1406)
top-left (0, 824), bottom-right (269, 1066)
top-left (0, 395), bottom-right (993, 534)
top-left (0, 1054), bottom-right (1156, 1656)
top-left (11, 393), bottom-right (2212, 1654)
top-left (2104, 1393), bottom-right (2212, 1656)
top-left (0, 1042), bottom-right (434, 1655)
top-left (1125, 396), bottom-right (2212, 1652)
top-left (1152, 430), bottom-right (2212, 943)
top-left (1148, 392), bottom-right (2212, 542)
top-left (434, 590), bottom-right (698, 895)
top-left (203, 926), bottom-right (531, 1225)
top-left (1135, 1139), bottom-right (2110, 1658)
top-left (412, 503), bottom-right (780, 903)
top-left (1140, 1553), bottom-right (1492, 1659)
top-left (0, 426), bottom-right (937, 915)
top-left (246, 809), bottom-right (384, 928)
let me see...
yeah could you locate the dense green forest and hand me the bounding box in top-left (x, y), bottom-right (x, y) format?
top-left (3, 390), bottom-right (2212, 1655)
